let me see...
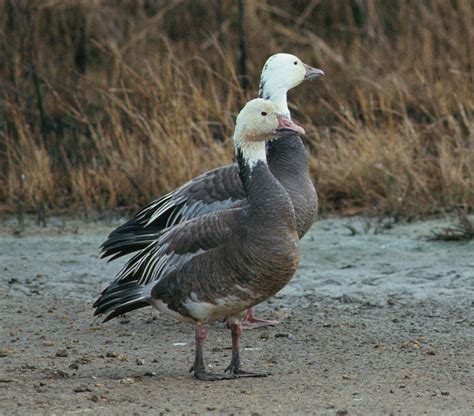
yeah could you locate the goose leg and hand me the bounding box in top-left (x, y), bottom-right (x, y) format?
top-left (240, 307), bottom-right (279, 330)
top-left (225, 323), bottom-right (268, 378)
top-left (190, 324), bottom-right (228, 381)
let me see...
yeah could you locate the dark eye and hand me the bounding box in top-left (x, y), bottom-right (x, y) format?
top-left (293, 61), bottom-right (298, 65)
top-left (261, 111), bottom-right (267, 116)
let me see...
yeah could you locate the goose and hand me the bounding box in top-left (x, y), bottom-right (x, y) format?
top-left (94, 98), bottom-right (304, 381)
top-left (101, 53), bottom-right (323, 328)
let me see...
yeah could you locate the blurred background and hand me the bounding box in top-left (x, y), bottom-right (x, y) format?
top-left (0, 0), bottom-right (472, 222)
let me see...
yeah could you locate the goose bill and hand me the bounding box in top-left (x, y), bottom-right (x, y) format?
top-left (303, 64), bottom-right (324, 80)
top-left (275, 116), bottom-right (305, 136)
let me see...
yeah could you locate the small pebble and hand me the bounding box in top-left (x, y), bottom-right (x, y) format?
top-left (119, 378), bottom-right (135, 384)
top-left (56, 349), bottom-right (69, 357)
top-left (73, 386), bottom-right (91, 393)
top-left (0, 348), bottom-right (15, 357)
top-left (0, 378), bottom-right (18, 383)
top-left (52, 370), bottom-right (70, 379)
top-left (144, 371), bottom-right (157, 377)
top-left (136, 359), bottom-right (145, 366)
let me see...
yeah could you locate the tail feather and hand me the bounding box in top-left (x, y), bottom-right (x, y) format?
top-left (102, 301), bottom-right (149, 323)
top-left (100, 196), bottom-right (185, 260)
top-left (100, 233), bottom-right (161, 260)
top-left (93, 281), bottom-right (149, 322)
top-left (92, 281), bottom-right (139, 307)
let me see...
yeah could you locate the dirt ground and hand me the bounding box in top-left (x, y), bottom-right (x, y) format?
top-left (1, 216), bottom-right (473, 415)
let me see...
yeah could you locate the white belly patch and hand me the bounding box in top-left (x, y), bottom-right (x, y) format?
top-left (149, 298), bottom-right (195, 324)
top-left (184, 296), bottom-right (249, 324)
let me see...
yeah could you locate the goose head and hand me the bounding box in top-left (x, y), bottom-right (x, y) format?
top-left (259, 53), bottom-right (324, 116)
top-left (234, 99), bottom-right (305, 144)
top-left (233, 99), bottom-right (304, 167)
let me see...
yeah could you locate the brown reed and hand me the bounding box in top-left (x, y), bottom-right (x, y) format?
top-left (0, 0), bottom-right (472, 219)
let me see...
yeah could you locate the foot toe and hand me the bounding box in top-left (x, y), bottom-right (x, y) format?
top-left (193, 370), bottom-right (232, 381)
top-left (240, 318), bottom-right (279, 330)
top-left (225, 366), bottom-right (269, 378)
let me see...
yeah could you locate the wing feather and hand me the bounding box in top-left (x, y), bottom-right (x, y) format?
top-left (114, 209), bottom-right (240, 287)
top-left (101, 164), bottom-right (244, 259)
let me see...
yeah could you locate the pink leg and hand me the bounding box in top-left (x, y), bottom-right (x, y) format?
top-left (240, 307), bottom-right (279, 330)
top-left (225, 323), bottom-right (268, 378)
top-left (191, 324), bottom-right (228, 381)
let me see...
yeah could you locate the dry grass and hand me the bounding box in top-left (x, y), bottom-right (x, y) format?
top-left (429, 208), bottom-right (474, 241)
top-left (0, 0), bottom-right (473, 219)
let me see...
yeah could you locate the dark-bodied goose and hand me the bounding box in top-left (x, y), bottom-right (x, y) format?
top-left (101, 53), bottom-right (323, 328)
top-left (94, 99), bottom-right (303, 380)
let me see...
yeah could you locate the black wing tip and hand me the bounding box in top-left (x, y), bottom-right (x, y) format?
top-left (92, 281), bottom-right (149, 322)
top-left (96, 301), bottom-right (150, 323)
top-left (100, 233), bottom-right (163, 262)
top-left (102, 313), bottom-right (114, 323)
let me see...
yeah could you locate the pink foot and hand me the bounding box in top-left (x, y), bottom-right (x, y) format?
top-left (240, 307), bottom-right (279, 330)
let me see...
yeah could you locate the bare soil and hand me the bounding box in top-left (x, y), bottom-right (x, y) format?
top-left (1, 216), bottom-right (473, 415)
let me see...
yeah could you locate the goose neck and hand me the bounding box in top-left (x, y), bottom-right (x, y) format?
top-left (259, 87), bottom-right (290, 118)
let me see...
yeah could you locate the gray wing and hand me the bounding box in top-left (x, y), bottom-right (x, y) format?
top-left (113, 209), bottom-right (240, 287)
top-left (100, 164), bottom-right (244, 260)
top-left (93, 208), bottom-right (245, 322)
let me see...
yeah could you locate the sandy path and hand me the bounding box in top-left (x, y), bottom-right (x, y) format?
top-left (1, 216), bottom-right (473, 415)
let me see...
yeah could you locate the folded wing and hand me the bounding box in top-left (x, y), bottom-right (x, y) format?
top-left (101, 164), bottom-right (244, 260)
top-left (94, 208), bottom-right (242, 321)
top-left (113, 208), bottom-right (240, 286)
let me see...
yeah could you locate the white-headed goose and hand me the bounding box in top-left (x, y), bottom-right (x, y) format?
top-left (101, 53), bottom-right (323, 328)
top-left (94, 99), bottom-right (304, 380)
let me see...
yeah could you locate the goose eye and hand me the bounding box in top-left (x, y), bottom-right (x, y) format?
top-left (293, 61), bottom-right (298, 65)
top-left (261, 111), bottom-right (267, 116)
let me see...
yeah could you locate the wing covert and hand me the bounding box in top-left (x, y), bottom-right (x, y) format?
top-left (114, 209), bottom-right (240, 286)
top-left (101, 164), bottom-right (244, 259)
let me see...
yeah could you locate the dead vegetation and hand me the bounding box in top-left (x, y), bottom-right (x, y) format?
top-left (0, 1), bottom-right (473, 219)
top-left (429, 208), bottom-right (474, 241)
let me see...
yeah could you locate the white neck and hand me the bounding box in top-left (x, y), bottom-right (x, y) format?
top-left (234, 135), bottom-right (267, 169)
top-left (268, 91), bottom-right (290, 119)
top-left (259, 83), bottom-right (291, 119)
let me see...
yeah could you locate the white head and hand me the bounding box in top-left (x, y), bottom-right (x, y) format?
top-left (233, 98), bottom-right (305, 168)
top-left (259, 53), bottom-right (324, 117)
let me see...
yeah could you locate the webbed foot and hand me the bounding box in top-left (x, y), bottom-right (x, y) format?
top-left (240, 317), bottom-right (279, 330)
top-left (240, 307), bottom-right (278, 329)
top-left (224, 363), bottom-right (269, 378)
top-left (193, 368), bottom-right (234, 381)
